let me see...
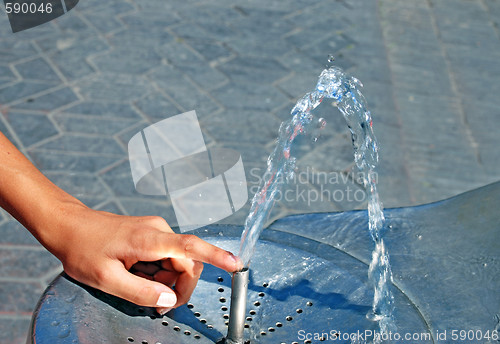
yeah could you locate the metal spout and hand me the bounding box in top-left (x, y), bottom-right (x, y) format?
top-left (225, 268), bottom-right (249, 344)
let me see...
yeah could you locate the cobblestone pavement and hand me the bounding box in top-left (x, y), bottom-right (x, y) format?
top-left (0, 0), bottom-right (499, 342)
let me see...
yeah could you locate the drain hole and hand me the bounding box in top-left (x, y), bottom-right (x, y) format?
top-left (217, 277), bottom-right (224, 282)
top-left (194, 312), bottom-right (201, 317)
top-left (200, 319), bottom-right (207, 324)
top-left (258, 292), bottom-right (265, 297)
top-left (219, 297), bottom-right (226, 303)
top-left (260, 331), bottom-right (266, 336)
top-left (320, 336), bottom-right (327, 341)
top-left (253, 301), bottom-right (260, 307)
top-left (149, 315), bottom-right (156, 320)
top-left (184, 330), bottom-right (191, 336)
top-left (268, 327), bottom-right (275, 332)
top-left (276, 322), bottom-right (283, 327)
top-left (187, 303), bottom-right (194, 309)
top-left (246, 316), bottom-right (252, 321)
top-left (161, 320), bottom-right (168, 326)
top-left (286, 316), bottom-right (293, 321)
top-left (218, 287), bottom-right (224, 292)
top-left (223, 314), bottom-right (229, 319)
top-left (127, 337), bottom-right (134, 342)
top-left (292, 342), bottom-right (298, 344)
top-left (306, 301), bottom-right (313, 306)
top-left (244, 323), bottom-right (250, 328)
top-left (262, 282), bottom-right (268, 288)
top-left (141, 340), bottom-right (148, 344)
top-left (207, 325), bottom-right (213, 329)
top-left (138, 308), bottom-right (145, 314)
top-left (249, 310), bottom-right (256, 315)
top-left (194, 334), bottom-right (201, 339)
top-left (221, 306), bottom-right (228, 311)
top-left (304, 340), bottom-right (312, 344)
top-left (225, 321), bottom-right (229, 326)
top-left (296, 308), bottom-right (303, 314)
top-left (173, 326), bottom-right (180, 332)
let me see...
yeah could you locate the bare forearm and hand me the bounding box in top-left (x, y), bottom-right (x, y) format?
top-left (0, 132), bottom-right (85, 249)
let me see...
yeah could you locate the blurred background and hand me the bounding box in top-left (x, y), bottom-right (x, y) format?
top-left (0, 0), bottom-right (499, 342)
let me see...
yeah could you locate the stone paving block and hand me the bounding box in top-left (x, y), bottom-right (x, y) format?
top-left (445, 44), bottom-right (500, 78)
top-left (75, 73), bottom-right (155, 102)
top-left (115, 121), bottom-right (151, 148)
top-left (156, 41), bottom-right (204, 67)
top-left (217, 56), bottom-right (289, 84)
top-left (108, 29), bottom-right (175, 50)
top-left (120, 198), bottom-right (177, 224)
top-left (186, 39), bottom-right (233, 63)
top-left (2, 111), bottom-right (59, 148)
top-left (0, 81), bottom-right (56, 106)
top-left (0, 281), bottom-right (43, 313)
top-left (53, 114), bottom-right (138, 136)
top-left (75, 0), bottom-right (135, 14)
top-left (53, 11), bottom-right (95, 36)
top-left (90, 48), bottom-right (163, 75)
top-left (44, 172), bottom-right (113, 202)
top-left (36, 134), bottom-right (124, 155)
top-left (14, 57), bottom-right (62, 84)
top-left (133, 92), bottom-right (182, 122)
top-left (0, 318), bottom-right (32, 344)
top-left (430, 0), bottom-right (490, 23)
top-left (176, 4), bottom-right (242, 27)
top-left (303, 34), bottom-right (357, 69)
top-left (49, 41), bottom-right (107, 81)
top-left (0, 220), bottom-right (40, 246)
top-left (84, 11), bottom-right (124, 34)
top-left (390, 63), bottom-right (454, 97)
top-left (0, 249), bottom-right (60, 279)
top-left (212, 82), bottom-right (290, 112)
top-left (275, 71), bottom-right (320, 99)
top-left (0, 116), bottom-right (16, 145)
top-left (149, 66), bottom-right (221, 116)
top-left (298, 133), bottom-right (355, 173)
top-left (0, 41), bottom-right (37, 64)
top-left (168, 22), bottom-right (215, 42)
top-left (12, 87), bottom-right (79, 112)
top-left (120, 10), bottom-right (181, 30)
top-left (0, 65), bottom-right (16, 88)
top-left (435, 21), bottom-right (498, 49)
top-left (28, 150), bottom-right (120, 173)
top-left (62, 101), bottom-right (141, 119)
top-left (94, 201), bottom-right (126, 215)
top-left (231, 7), bottom-right (293, 37)
top-left (201, 109), bottom-right (280, 145)
top-left (347, 57), bottom-right (392, 84)
top-left (180, 63), bottom-right (229, 91)
top-left (276, 50), bottom-right (325, 73)
top-left (99, 160), bottom-right (150, 198)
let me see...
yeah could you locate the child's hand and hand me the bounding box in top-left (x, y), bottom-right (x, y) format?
top-left (38, 204), bottom-right (242, 315)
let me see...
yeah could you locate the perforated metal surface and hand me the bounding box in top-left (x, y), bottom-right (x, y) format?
top-left (30, 229), bottom-right (431, 344)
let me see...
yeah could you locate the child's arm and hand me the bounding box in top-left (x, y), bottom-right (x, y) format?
top-left (0, 132), bottom-right (241, 313)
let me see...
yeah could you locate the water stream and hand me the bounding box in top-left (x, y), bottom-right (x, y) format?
top-left (238, 65), bottom-right (396, 340)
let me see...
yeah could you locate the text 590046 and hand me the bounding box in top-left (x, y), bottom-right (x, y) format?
top-left (5, 2), bottom-right (52, 14)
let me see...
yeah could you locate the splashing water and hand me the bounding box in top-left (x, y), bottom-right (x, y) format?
top-left (238, 65), bottom-right (396, 338)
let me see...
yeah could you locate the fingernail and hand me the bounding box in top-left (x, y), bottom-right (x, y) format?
top-left (157, 307), bottom-right (172, 315)
top-left (227, 252), bottom-right (243, 270)
top-left (156, 292), bottom-right (176, 307)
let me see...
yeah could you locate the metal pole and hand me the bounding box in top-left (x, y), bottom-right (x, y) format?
top-left (225, 268), bottom-right (249, 344)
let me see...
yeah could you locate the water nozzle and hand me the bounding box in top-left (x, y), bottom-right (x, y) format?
top-left (225, 268), bottom-right (249, 344)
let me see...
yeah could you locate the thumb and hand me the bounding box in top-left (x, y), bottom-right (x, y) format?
top-left (103, 261), bottom-right (177, 308)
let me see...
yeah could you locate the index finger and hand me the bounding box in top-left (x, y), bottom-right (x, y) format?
top-left (158, 234), bottom-right (243, 273)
